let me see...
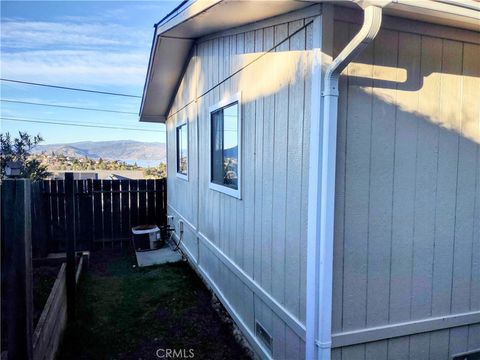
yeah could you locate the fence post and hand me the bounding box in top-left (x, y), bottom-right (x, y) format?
top-left (31, 181), bottom-right (49, 258)
top-left (2, 179), bottom-right (34, 360)
top-left (87, 179), bottom-right (94, 249)
top-left (64, 173), bottom-right (76, 321)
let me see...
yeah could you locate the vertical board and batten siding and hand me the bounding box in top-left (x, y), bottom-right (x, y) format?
top-left (165, 8), bottom-right (317, 359)
top-left (331, 16), bottom-right (480, 360)
top-left (164, 6), bottom-right (479, 359)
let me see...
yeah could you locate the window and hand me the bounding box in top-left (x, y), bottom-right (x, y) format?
top-left (176, 122), bottom-right (188, 179)
top-left (209, 94), bottom-right (241, 198)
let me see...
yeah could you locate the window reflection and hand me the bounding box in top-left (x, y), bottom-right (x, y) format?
top-left (176, 123), bottom-right (188, 176)
top-left (211, 102), bottom-right (238, 189)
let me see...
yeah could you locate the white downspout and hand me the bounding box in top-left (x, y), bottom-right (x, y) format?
top-left (306, 3), bottom-right (385, 360)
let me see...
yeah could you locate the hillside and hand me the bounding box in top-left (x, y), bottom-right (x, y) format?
top-left (33, 140), bottom-right (166, 164)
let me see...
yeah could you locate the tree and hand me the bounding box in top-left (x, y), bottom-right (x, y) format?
top-left (143, 163), bottom-right (167, 179)
top-left (0, 132), bottom-right (50, 180)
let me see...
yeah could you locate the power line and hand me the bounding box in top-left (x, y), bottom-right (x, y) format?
top-left (0, 78), bottom-right (142, 98)
top-left (1, 117), bottom-right (162, 132)
top-left (1, 117), bottom-right (165, 132)
top-left (1, 99), bottom-right (138, 115)
top-left (2, 114), bottom-right (157, 128)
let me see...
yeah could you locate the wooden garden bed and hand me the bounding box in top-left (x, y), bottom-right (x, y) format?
top-left (32, 255), bottom-right (84, 360)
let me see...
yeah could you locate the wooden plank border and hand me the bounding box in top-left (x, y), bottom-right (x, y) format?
top-left (332, 311), bottom-right (480, 348)
top-left (32, 257), bottom-right (84, 360)
top-left (32, 263), bottom-right (66, 360)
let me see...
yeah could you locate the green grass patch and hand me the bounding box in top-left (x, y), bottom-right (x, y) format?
top-left (57, 249), bottom-right (250, 360)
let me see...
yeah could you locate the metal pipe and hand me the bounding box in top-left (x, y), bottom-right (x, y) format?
top-left (306, 4), bottom-right (384, 360)
top-left (320, 4), bottom-right (383, 359)
top-left (318, 6), bottom-right (383, 359)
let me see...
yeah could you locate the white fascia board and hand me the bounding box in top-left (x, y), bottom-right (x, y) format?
top-left (304, 0), bottom-right (479, 30)
top-left (140, 36), bottom-right (194, 123)
top-left (142, 0), bottom-right (313, 123)
top-left (389, 0), bottom-right (480, 30)
top-left (139, 115), bottom-right (166, 123)
top-left (433, 0), bottom-right (480, 11)
top-left (156, 0), bottom-right (223, 37)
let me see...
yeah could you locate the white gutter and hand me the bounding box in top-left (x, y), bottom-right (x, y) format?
top-left (306, 3), bottom-right (385, 360)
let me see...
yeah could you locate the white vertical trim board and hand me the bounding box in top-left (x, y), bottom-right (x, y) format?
top-left (305, 13), bottom-right (325, 360)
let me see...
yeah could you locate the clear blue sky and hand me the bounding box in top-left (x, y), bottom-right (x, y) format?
top-left (1, 0), bottom-right (181, 145)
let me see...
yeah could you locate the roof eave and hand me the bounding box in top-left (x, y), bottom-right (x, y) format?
top-left (139, 0), bottom-right (479, 124)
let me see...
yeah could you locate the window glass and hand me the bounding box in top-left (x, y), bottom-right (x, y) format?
top-left (176, 123), bottom-right (188, 176)
top-left (211, 102), bottom-right (238, 189)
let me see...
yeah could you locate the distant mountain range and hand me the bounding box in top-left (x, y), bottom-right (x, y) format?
top-left (33, 140), bottom-right (166, 165)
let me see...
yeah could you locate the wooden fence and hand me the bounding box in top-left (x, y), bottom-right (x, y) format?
top-left (32, 178), bottom-right (167, 256)
top-left (1, 180), bottom-right (34, 359)
top-left (1, 179), bottom-right (91, 359)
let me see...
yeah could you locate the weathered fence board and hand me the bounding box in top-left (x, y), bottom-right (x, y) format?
top-left (64, 173), bottom-right (76, 321)
top-left (120, 180), bottom-right (130, 241)
top-left (57, 181), bottom-right (66, 248)
top-left (92, 180), bottom-right (103, 248)
top-left (130, 180), bottom-right (139, 229)
top-left (155, 179), bottom-right (166, 224)
top-left (77, 180), bottom-right (93, 250)
top-left (102, 180), bottom-right (113, 243)
top-left (138, 180), bottom-right (147, 223)
top-left (147, 180), bottom-right (155, 225)
top-left (49, 181), bottom-right (59, 252)
top-left (30, 179), bottom-right (166, 254)
top-left (112, 181), bottom-right (121, 242)
top-left (1, 180), bottom-right (34, 359)
top-left (31, 182), bottom-right (49, 258)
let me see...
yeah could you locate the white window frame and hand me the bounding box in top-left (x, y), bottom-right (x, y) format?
top-left (208, 92), bottom-right (242, 199)
top-left (175, 120), bottom-right (189, 181)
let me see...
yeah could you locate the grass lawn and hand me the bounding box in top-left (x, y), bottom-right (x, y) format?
top-left (57, 249), bottom-right (251, 360)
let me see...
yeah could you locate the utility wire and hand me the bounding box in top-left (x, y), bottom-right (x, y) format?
top-left (1, 117), bottom-right (165, 132)
top-left (0, 78), bottom-right (142, 98)
top-left (1, 99), bottom-right (138, 115)
top-left (1, 114), bottom-right (162, 129)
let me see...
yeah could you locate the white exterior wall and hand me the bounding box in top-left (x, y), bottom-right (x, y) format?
top-left (331, 9), bottom-right (480, 360)
top-left (165, 7), bottom-right (319, 359)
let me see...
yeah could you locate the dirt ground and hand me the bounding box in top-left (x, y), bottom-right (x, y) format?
top-left (33, 264), bottom-right (61, 326)
top-left (57, 248), bottom-right (252, 360)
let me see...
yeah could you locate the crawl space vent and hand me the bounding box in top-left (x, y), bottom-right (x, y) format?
top-left (255, 321), bottom-right (273, 353)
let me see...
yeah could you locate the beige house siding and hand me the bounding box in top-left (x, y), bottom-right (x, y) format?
top-left (332, 14), bottom-right (480, 360)
top-left (162, 4), bottom-right (479, 359)
top-left (165, 7), bottom-right (318, 359)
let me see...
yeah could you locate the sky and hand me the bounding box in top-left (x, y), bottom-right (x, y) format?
top-left (0, 0), bottom-right (182, 145)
